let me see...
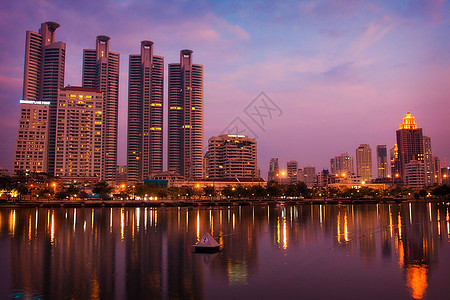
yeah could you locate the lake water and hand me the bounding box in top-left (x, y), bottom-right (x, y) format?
top-left (0, 202), bottom-right (449, 299)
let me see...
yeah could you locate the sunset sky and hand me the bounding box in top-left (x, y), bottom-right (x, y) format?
top-left (0, 0), bottom-right (449, 178)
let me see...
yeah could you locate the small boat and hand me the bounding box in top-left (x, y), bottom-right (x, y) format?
top-left (193, 233), bottom-right (222, 253)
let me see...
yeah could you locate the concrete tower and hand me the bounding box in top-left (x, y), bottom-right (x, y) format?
top-left (168, 50), bottom-right (204, 180)
top-left (127, 41), bottom-right (164, 183)
top-left (22, 21), bottom-right (66, 175)
top-left (83, 36), bottom-right (119, 183)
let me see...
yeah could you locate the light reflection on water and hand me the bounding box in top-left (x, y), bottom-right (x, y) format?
top-left (0, 202), bottom-right (449, 299)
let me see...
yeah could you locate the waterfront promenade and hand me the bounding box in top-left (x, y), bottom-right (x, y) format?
top-left (0, 197), bottom-right (443, 208)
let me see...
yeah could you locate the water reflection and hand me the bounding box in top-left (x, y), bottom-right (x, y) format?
top-left (0, 202), bottom-right (449, 299)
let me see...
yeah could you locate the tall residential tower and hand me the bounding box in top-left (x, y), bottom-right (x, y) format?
top-left (127, 41), bottom-right (164, 183)
top-left (168, 50), bottom-right (203, 180)
top-left (22, 21), bottom-right (66, 174)
top-left (83, 36), bottom-right (119, 183)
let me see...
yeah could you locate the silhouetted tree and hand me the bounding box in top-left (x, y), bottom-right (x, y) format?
top-left (92, 181), bottom-right (113, 199)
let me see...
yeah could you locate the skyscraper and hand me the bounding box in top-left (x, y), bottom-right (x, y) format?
top-left (127, 41), bottom-right (164, 183)
top-left (205, 134), bottom-right (257, 179)
top-left (22, 21), bottom-right (66, 175)
top-left (287, 160), bottom-right (299, 184)
top-left (83, 36), bottom-right (119, 183)
top-left (376, 145), bottom-right (388, 179)
top-left (168, 50), bottom-right (203, 180)
top-left (54, 87), bottom-right (103, 179)
top-left (396, 112), bottom-right (424, 180)
top-left (356, 144), bottom-right (373, 182)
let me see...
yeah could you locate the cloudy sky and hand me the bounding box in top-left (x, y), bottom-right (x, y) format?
top-left (1, 0), bottom-right (449, 178)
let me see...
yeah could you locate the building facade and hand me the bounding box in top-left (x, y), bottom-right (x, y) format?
top-left (396, 112), bottom-right (424, 180)
top-left (83, 36), bottom-right (119, 183)
top-left (23, 21), bottom-right (66, 175)
top-left (14, 101), bottom-right (50, 173)
top-left (404, 160), bottom-right (425, 188)
top-left (287, 160), bottom-right (299, 184)
top-left (168, 50), bottom-right (203, 180)
top-left (268, 158), bottom-right (279, 182)
top-left (127, 41), bottom-right (164, 183)
top-left (54, 87), bottom-right (103, 179)
top-left (205, 134), bottom-right (257, 179)
top-left (300, 166), bottom-right (316, 187)
top-left (330, 153), bottom-right (354, 176)
top-left (356, 144), bottom-right (373, 182)
top-left (376, 145), bottom-right (388, 179)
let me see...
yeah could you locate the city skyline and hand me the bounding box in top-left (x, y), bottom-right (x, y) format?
top-left (1, 1), bottom-right (449, 178)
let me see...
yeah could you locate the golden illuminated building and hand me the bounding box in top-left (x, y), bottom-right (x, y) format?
top-left (54, 87), bottom-right (103, 178)
top-left (396, 113), bottom-right (424, 180)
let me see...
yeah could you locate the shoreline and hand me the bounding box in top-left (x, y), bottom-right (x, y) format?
top-left (0, 197), bottom-right (447, 208)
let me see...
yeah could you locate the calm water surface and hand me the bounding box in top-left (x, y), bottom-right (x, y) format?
top-left (0, 202), bottom-right (449, 299)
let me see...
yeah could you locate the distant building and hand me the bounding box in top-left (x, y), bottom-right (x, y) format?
top-left (54, 87), bottom-right (103, 179)
top-left (404, 160), bottom-right (425, 188)
top-left (356, 144), bottom-right (373, 182)
top-left (396, 113), bottom-right (424, 180)
top-left (376, 145), bottom-right (388, 179)
top-left (83, 35), bottom-right (120, 183)
top-left (205, 134), bottom-right (257, 180)
top-left (390, 144), bottom-right (399, 179)
top-left (23, 22), bottom-right (66, 175)
top-left (330, 153), bottom-right (354, 176)
top-left (423, 136), bottom-right (435, 186)
top-left (168, 50), bottom-right (204, 180)
top-left (268, 158), bottom-right (279, 182)
top-left (287, 160), bottom-right (298, 184)
top-left (317, 169), bottom-right (333, 188)
top-left (441, 167), bottom-right (449, 185)
top-left (300, 166), bottom-right (316, 187)
top-left (127, 41), bottom-right (164, 183)
top-left (433, 157), bottom-right (441, 185)
top-left (116, 165), bottom-right (127, 185)
top-left (14, 100), bottom-right (50, 173)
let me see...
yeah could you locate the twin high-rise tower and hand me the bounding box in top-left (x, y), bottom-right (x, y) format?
top-left (127, 46), bottom-right (204, 182)
top-left (15, 22), bottom-right (204, 183)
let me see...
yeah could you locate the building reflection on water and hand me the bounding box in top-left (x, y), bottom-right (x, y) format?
top-left (0, 202), bottom-right (448, 299)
